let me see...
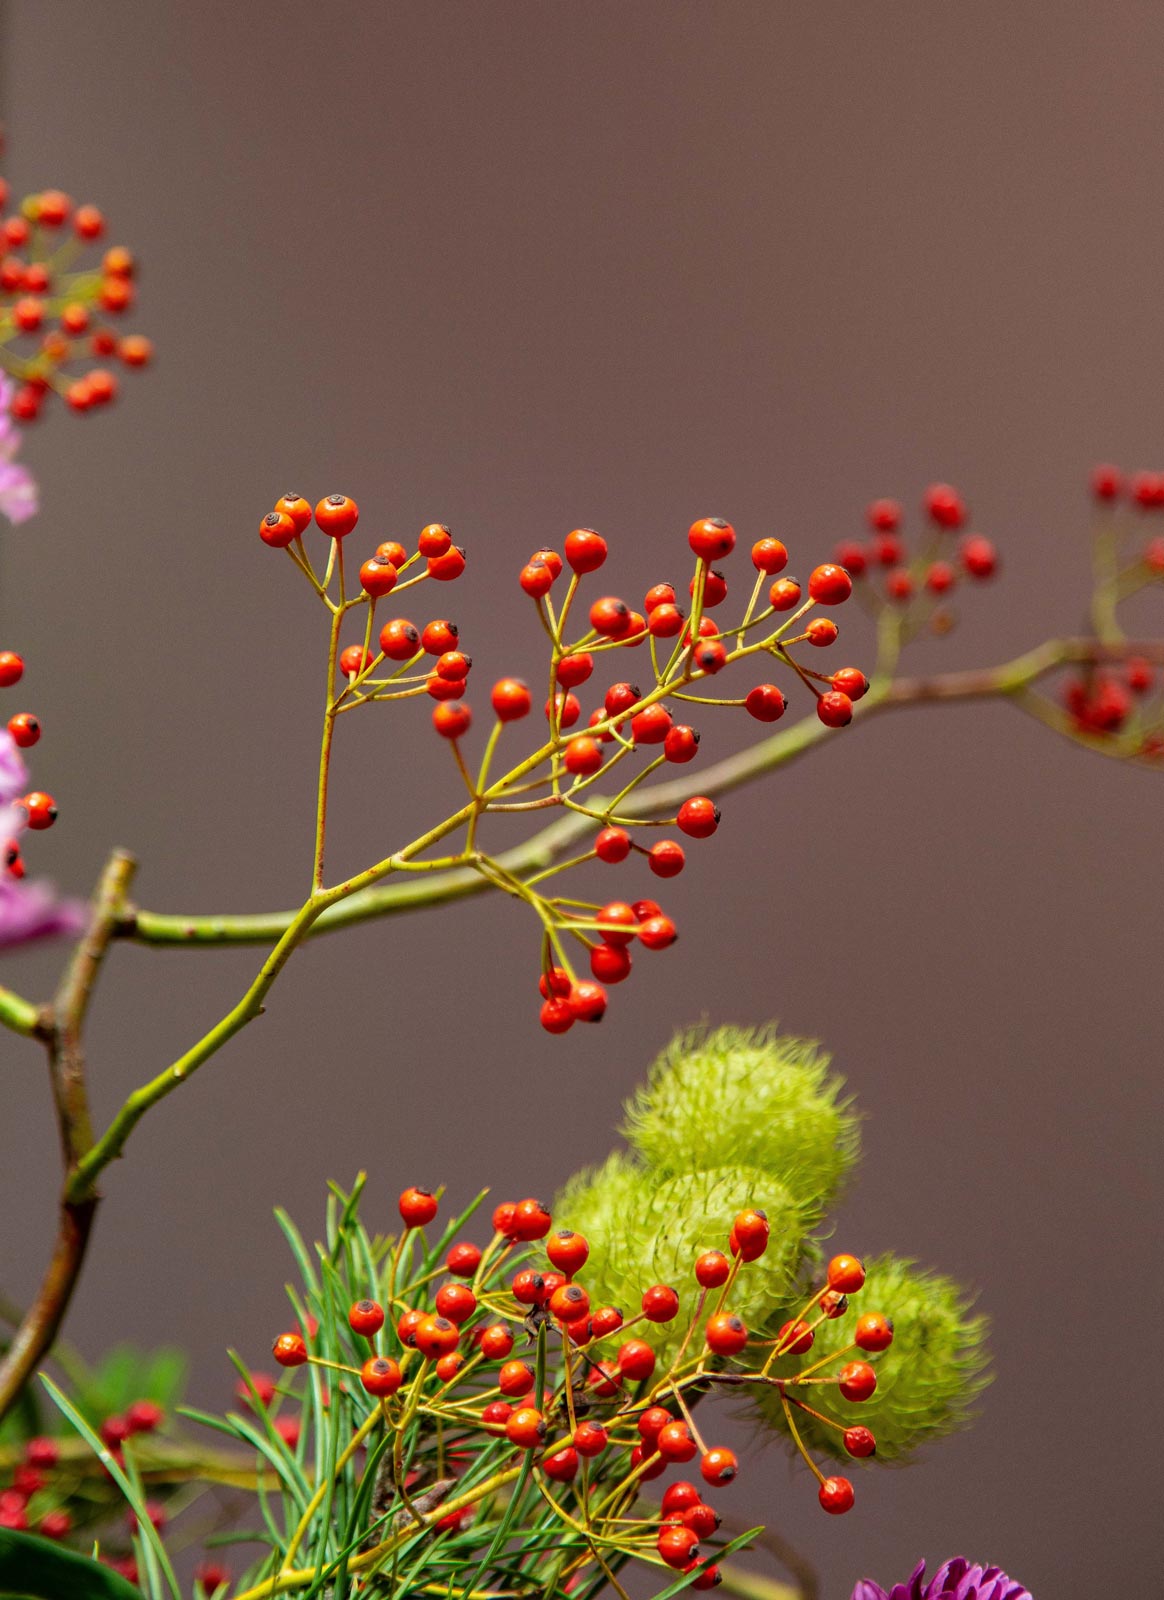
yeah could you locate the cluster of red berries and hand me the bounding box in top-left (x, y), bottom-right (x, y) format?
top-left (262, 501), bottom-right (869, 1035)
top-left (263, 1182), bottom-right (892, 1590)
top-left (0, 180), bottom-right (153, 418)
top-left (1, 648), bottom-right (55, 881)
top-left (832, 485), bottom-right (998, 608)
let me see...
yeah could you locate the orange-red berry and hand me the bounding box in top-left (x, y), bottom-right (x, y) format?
top-left (349, 1299), bottom-right (385, 1337)
top-left (19, 792), bottom-right (57, 830)
top-left (689, 517), bottom-right (735, 561)
top-left (617, 1339), bottom-right (657, 1380)
top-left (505, 1407), bottom-right (547, 1448)
top-left (751, 537), bottom-right (788, 574)
top-left (677, 797), bottom-right (719, 839)
top-left (360, 1356), bottom-right (402, 1396)
top-left (418, 523), bottom-right (453, 558)
top-left (816, 691), bottom-right (853, 728)
top-left (838, 1360), bottom-right (877, 1402)
top-left (399, 1186), bottom-right (439, 1228)
top-left (700, 1447), bottom-right (738, 1487)
top-left (844, 1425), bottom-right (877, 1457)
top-left (359, 554), bottom-right (398, 596)
top-left (705, 1313), bottom-right (748, 1356)
top-left (695, 1249), bottom-right (730, 1288)
top-left (428, 546), bottom-right (466, 581)
top-left (641, 1284), bottom-right (680, 1323)
top-left (854, 1311), bottom-right (894, 1352)
top-left (379, 618), bottom-right (420, 659)
top-left (564, 528), bottom-right (608, 573)
top-left (314, 494), bottom-right (359, 538)
top-left (745, 684), bottom-right (785, 722)
top-left (7, 714), bottom-right (39, 748)
top-left (491, 678), bottom-right (531, 721)
top-left (435, 1283), bottom-right (477, 1325)
top-left (769, 577), bottom-right (802, 611)
top-left (273, 1332), bottom-right (308, 1368)
top-left (827, 1254), bottom-right (865, 1293)
top-left (260, 510), bottom-right (299, 548)
top-left (433, 702), bottom-right (472, 739)
top-left (818, 1475), bottom-right (855, 1514)
top-left (595, 826), bottom-right (631, 863)
top-left (808, 563), bottom-right (852, 605)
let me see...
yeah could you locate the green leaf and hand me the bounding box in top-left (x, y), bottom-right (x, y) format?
top-left (0, 1527), bottom-right (142, 1600)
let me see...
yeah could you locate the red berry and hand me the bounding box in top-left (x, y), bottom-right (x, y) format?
top-left (505, 1407), bottom-right (547, 1448)
top-left (638, 1406), bottom-right (674, 1444)
top-left (498, 1360), bottom-right (536, 1397)
top-left (314, 494), bottom-right (359, 538)
top-left (657, 1525), bottom-right (700, 1569)
top-left (482, 1401), bottom-right (514, 1431)
top-left (873, 533), bottom-right (905, 566)
top-left (545, 691), bottom-right (581, 728)
top-left (119, 334), bottom-right (154, 367)
top-left (834, 539), bottom-right (868, 576)
top-left (557, 652), bottom-right (594, 688)
top-left (818, 1475), bottom-right (855, 1514)
top-left (645, 582), bottom-right (677, 612)
top-left (808, 563), bottom-right (852, 605)
top-left (630, 1441), bottom-right (666, 1478)
top-left (260, 510), bottom-right (299, 548)
top-left (512, 1269), bottom-right (547, 1305)
top-left (854, 1311), bottom-right (894, 1352)
top-left (567, 980), bottom-right (607, 1022)
top-left (884, 568), bottom-right (913, 603)
top-left (531, 547), bottom-right (564, 579)
top-left (689, 517), bottom-right (736, 561)
top-left (867, 498), bottom-right (902, 532)
top-left (677, 797), bottom-right (719, 839)
top-left (838, 1360), bottom-right (877, 1402)
top-left (690, 1562), bottom-right (722, 1590)
top-left (816, 691), bottom-right (853, 728)
top-left (961, 534), bottom-right (998, 578)
top-left (435, 1283), bottom-right (477, 1325)
top-left (657, 1421), bottom-right (697, 1463)
top-left (832, 668), bottom-right (868, 701)
top-left (7, 714), bottom-right (40, 748)
top-left (0, 652), bottom-right (25, 687)
top-left (565, 528), bottom-right (608, 573)
top-left (550, 1283), bottom-right (590, 1323)
top-left (421, 619), bottom-right (459, 654)
top-left (595, 826), bottom-right (631, 863)
top-left (435, 1353), bottom-right (464, 1383)
top-left (926, 560), bottom-right (956, 594)
top-left (700, 1447), bottom-right (738, 1487)
top-left (642, 1284), bottom-right (680, 1322)
top-left (359, 554), bottom-right (398, 596)
top-left (843, 1425), bottom-right (877, 1457)
top-left (695, 1249), bottom-right (730, 1288)
top-left (596, 901), bottom-right (637, 947)
top-left (413, 1315), bottom-right (460, 1359)
top-left (704, 1313), bottom-right (748, 1355)
top-left (564, 736), bottom-right (604, 776)
top-left (491, 678), bottom-right (531, 721)
top-left (1091, 464), bottom-right (1122, 501)
top-left (664, 724), bottom-right (700, 763)
top-left (590, 1305), bottom-right (624, 1338)
top-left (648, 602), bottom-right (685, 637)
top-left (693, 568), bottom-right (728, 607)
top-left (543, 1445), bottom-right (579, 1482)
top-left (806, 617), bottom-right (839, 646)
top-left (433, 702), bottom-right (472, 739)
top-left (732, 1208), bottom-right (769, 1260)
top-left (273, 1332), bottom-right (308, 1368)
top-left (693, 639), bottom-right (727, 674)
top-left (360, 1356), bottom-right (402, 1396)
top-left (339, 645), bottom-right (373, 676)
top-left (446, 1242), bottom-right (482, 1277)
top-left (539, 998), bottom-right (574, 1034)
top-left (349, 1299), bottom-right (385, 1336)
top-left (378, 538), bottom-right (410, 566)
top-left (590, 596), bottom-right (633, 637)
top-left (520, 560), bottom-right (555, 598)
top-left (662, 1481), bottom-right (701, 1515)
top-left (750, 538), bottom-right (788, 574)
top-left (546, 1229), bottom-right (589, 1275)
top-left (631, 703), bottom-right (672, 744)
top-left (574, 1420), bottom-right (608, 1456)
top-left (512, 1198), bottom-right (553, 1241)
top-left (770, 577), bottom-right (802, 611)
top-left (38, 1509), bottom-right (71, 1540)
top-left (776, 1319), bottom-right (814, 1355)
top-left (479, 1323), bottom-right (514, 1359)
top-left (379, 618), bottom-right (420, 659)
top-left (604, 682), bottom-right (641, 717)
top-left (399, 1186), bottom-right (439, 1228)
top-left (923, 484), bottom-right (965, 529)
top-left (617, 1339), bottom-right (657, 1380)
top-left (682, 1503), bottom-right (722, 1538)
top-left (24, 1438), bottom-right (59, 1470)
top-left (428, 546), bottom-right (466, 581)
top-left (418, 523), bottom-right (453, 557)
top-left (588, 1362), bottom-right (622, 1397)
top-left (745, 684), bottom-right (785, 723)
top-left (827, 1254), bottom-right (865, 1293)
top-left (638, 912), bottom-right (678, 948)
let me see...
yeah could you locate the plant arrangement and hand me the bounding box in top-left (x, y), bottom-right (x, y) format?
top-left (0, 152), bottom-right (1158, 1599)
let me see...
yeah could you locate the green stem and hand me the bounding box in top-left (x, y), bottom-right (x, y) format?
top-left (0, 983), bottom-right (43, 1038)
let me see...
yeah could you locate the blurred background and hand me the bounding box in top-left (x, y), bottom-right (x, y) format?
top-left (1, 3), bottom-right (1161, 1592)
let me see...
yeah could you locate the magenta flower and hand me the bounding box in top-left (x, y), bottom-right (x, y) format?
top-left (0, 731), bottom-right (85, 949)
top-left (0, 372), bottom-right (39, 525)
top-left (852, 1558), bottom-right (1032, 1600)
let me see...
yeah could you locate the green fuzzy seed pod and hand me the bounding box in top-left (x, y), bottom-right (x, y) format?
top-left (620, 1025), bottom-right (860, 1220)
top-left (555, 1153), bottom-right (809, 1363)
top-left (750, 1253), bottom-right (991, 1463)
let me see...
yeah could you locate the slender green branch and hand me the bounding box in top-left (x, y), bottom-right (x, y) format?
top-left (0, 983), bottom-right (43, 1038)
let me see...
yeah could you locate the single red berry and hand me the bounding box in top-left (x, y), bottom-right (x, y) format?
top-left (379, 618), bottom-right (420, 659)
top-left (631, 703), bottom-right (672, 744)
top-left (24, 1438), bottom-right (59, 1470)
top-left (638, 1406), bottom-right (675, 1444)
top-left (573, 1420), bottom-right (608, 1456)
top-left (658, 1524), bottom-right (700, 1568)
top-left (639, 912), bottom-right (678, 948)
top-left (433, 701), bottom-right (472, 739)
top-left (126, 1399), bottom-right (163, 1434)
top-left (806, 617), bottom-right (839, 646)
top-left (520, 559), bottom-right (555, 598)
top-left (413, 1314), bottom-right (460, 1359)
top-left (426, 671), bottom-right (467, 701)
top-left (682, 1503), bottom-right (722, 1538)
top-left (359, 554), bottom-right (399, 596)
top-left (694, 1249), bottom-right (730, 1288)
top-left (705, 1313), bottom-right (748, 1356)
top-left (7, 713), bottom-right (40, 748)
top-left (38, 1509), bottom-right (71, 1540)
top-left (745, 684), bottom-right (786, 722)
top-left (588, 1361), bottom-right (622, 1397)
top-left (546, 1229), bottom-right (589, 1275)
top-left (119, 334), bottom-right (154, 367)
top-left (260, 510), bottom-right (299, 548)
top-left (482, 1400), bottom-right (514, 1431)
top-left (428, 546), bottom-right (467, 581)
top-left (689, 517), bottom-right (736, 561)
top-left (617, 1339), bottom-right (657, 1380)
top-left (690, 1561), bottom-right (722, 1590)
top-left (867, 498), bottom-right (902, 531)
top-left (664, 724), bottom-right (700, 763)
top-left (567, 979), bottom-right (607, 1022)
top-left (512, 1198), bottom-right (554, 1241)
top-left (512, 1268), bottom-right (546, 1305)
top-left (843, 1425), bottom-right (877, 1458)
top-left (700, 1447), bottom-right (738, 1487)
top-left (645, 582), bottom-right (677, 612)
top-left (604, 681), bottom-right (641, 717)
top-left (349, 1299), bottom-right (385, 1337)
top-left (660, 1482), bottom-right (700, 1516)
top-left (421, 619), bottom-right (459, 654)
top-left (498, 1360), bottom-right (536, 1397)
top-left (589, 941), bottom-right (630, 983)
top-left (339, 644), bottom-right (373, 677)
top-left (538, 966), bottom-right (572, 1000)
top-left (923, 484), bottom-right (965, 529)
top-left (273, 1332), bottom-right (308, 1368)
top-left (435, 650), bottom-right (471, 681)
top-left (648, 602), bottom-right (685, 637)
top-left (0, 652), bottom-right (25, 687)
top-left (590, 596), bottom-right (633, 637)
top-left (751, 537), bottom-right (788, 574)
top-left (818, 1475), bottom-right (855, 1514)
top-left (539, 998), bottom-right (574, 1033)
top-left (446, 1241), bottom-right (482, 1277)
top-left (886, 567), bottom-right (915, 602)
top-left (693, 638), bottom-right (727, 674)
top-left (479, 1323), bottom-right (515, 1359)
top-left (816, 691), bottom-right (853, 728)
top-left (854, 1311), bottom-right (894, 1352)
top-left (776, 1319), bottom-right (814, 1355)
top-left (657, 1421), bottom-right (697, 1463)
top-left (925, 559), bottom-right (956, 594)
top-left (873, 532), bottom-right (905, 566)
top-left (13, 295), bottom-right (44, 332)
top-left (399, 1186), bottom-right (439, 1228)
top-left (594, 901), bottom-right (636, 947)
top-left (418, 522), bottom-right (453, 557)
top-left (565, 528), bottom-right (608, 573)
top-left (961, 534), bottom-right (998, 578)
top-left (314, 494), bottom-right (359, 538)
top-left (564, 736), bottom-right (604, 776)
top-left (545, 691), bottom-right (581, 727)
top-left (630, 1441), bottom-right (666, 1477)
top-left (550, 1283), bottom-right (590, 1323)
top-left (827, 1254), bottom-right (866, 1293)
top-left (543, 1445), bottom-right (579, 1482)
top-left (595, 826), bottom-right (631, 863)
top-left (361, 1356), bottom-right (403, 1396)
top-left (677, 797), bottom-right (719, 839)
top-left (490, 678), bottom-right (531, 722)
top-left (435, 1283), bottom-right (477, 1325)
top-left (808, 563), bottom-right (852, 605)
top-left (435, 1353), bottom-right (464, 1383)
top-left (834, 539), bottom-right (868, 576)
top-left (1091, 464), bottom-right (1122, 501)
top-left (19, 791), bottom-right (57, 830)
top-left (838, 1360), bottom-right (878, 1402)
top-left (531, 547), bottom-right (564, 579)
top-left (505, 1407), bottom-right (547, 1448)
top-left (642, 1284), bottom-right (680, 1323)
top-left (694, 568), bottom-right (728, 607)
top-left (590, 1305), bottom-right (624, 1338)
top-left (831, 667), bottom-right (868, 701)
top-left (557, 652), bottom-right (594, 688)
top-left (770, 577), bottom-right (802, 611)
top-left (820, 1289), bottom-right (849, 1319)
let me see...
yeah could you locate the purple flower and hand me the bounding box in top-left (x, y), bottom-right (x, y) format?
top-left (0, 872), bottom-right (86, 949)
top-left (0, 371), bottom-right (39, 525)
top-left (852, 1558), bottom-right (1032, 1600)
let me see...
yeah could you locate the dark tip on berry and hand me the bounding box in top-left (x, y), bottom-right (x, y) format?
top-left (708, 518), bottom-right (729, 529)
top-left (326, 493), bottom-right (346, 506)
top-left (282, 491), bottom-right (301, 500)
top-left (693, 730), bottom-right (701, 744)
top-left (263, 512), bottom-right (281, 527)
top-left (356, 1299), bottom-right (376, 1312)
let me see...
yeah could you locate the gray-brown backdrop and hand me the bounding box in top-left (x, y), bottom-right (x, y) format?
top-left (2, 5), bottom-right (1161, 1595)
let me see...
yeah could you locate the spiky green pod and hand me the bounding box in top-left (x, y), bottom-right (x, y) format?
top-left (620, 1024), bottom-right (860, 1219)
top-left (555, 1154), bottom-right (808, 1362)
top-left (750, 1253), bottom-right (992, 1462)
